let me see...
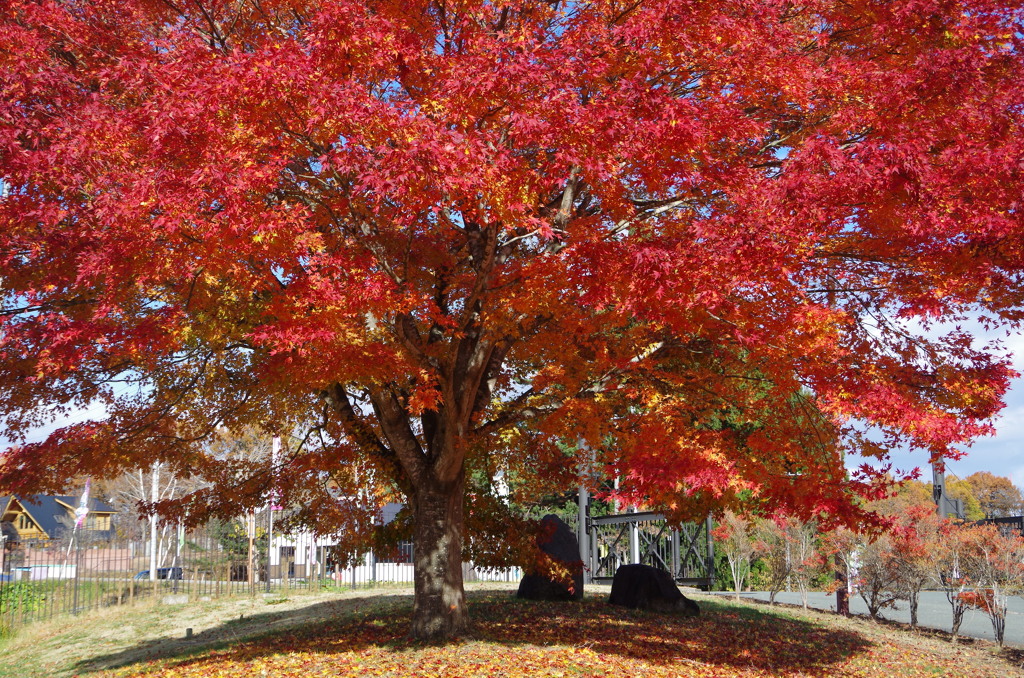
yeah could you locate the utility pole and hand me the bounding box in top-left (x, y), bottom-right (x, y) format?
top-left (266, 507), bottom-right (273, 593)
top-left (932, 459), bottom-right (946, 516)
top-left (172, 520), bottom-right (183, 593)
top-left (150, 463), bottom-right (159, 583)
top-left (247, 509), bottom-right (256, 594)
top-left (267, 435), bottom-right (280, 592)
top-left (629, 505), bottom-right (640, 565)
top-left (932, 459), bottom-right (964, 519)
top-left (577, 441), bottom-right (594, 584)
top-left (578, 482), bottom-right (589, 581)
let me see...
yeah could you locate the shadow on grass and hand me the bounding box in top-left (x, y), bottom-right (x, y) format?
top-left (75, 591), bottom-right (873, 676)
top-left (73, 593), bottom-right (417, 674)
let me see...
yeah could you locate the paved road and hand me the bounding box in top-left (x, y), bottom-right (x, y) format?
top-left (711, 590), bottom-right (1024, 648)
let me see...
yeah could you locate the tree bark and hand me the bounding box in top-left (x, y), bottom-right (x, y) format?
top-left (409, 470), bottom-right (468, 640)
top-left (951, 607), bottom-right (963, 642)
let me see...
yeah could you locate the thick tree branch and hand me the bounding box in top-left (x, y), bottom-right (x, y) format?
top-left (322, 384), bottom-right (411, 494)
top-left (368, 385), bottom-right (429, 485)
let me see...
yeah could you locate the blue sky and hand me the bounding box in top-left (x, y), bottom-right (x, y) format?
top-left (929, 330), bottom-right (1024, 487)
top-left (851, 323), bottom-right (1024, 488)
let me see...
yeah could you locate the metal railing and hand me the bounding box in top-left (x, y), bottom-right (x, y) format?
top-left (978, 515), bottom-right (1024, 537)
top-left (0, 529), bottom-right (521, 636)
top-left (588, 512), bottom-right (714, 589)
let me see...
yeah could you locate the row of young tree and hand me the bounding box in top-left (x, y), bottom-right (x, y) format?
top-left (714, 477), bottom-right (1024, 647)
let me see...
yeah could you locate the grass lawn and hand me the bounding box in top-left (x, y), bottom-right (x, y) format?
top-left (1, 584), bottom-right (1020, 677)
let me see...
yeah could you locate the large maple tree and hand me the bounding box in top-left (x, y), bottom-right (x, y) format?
top-left (964, 470), bottom-right (1024, 516)
top-left (1, 0), bottom-right (1023, 638)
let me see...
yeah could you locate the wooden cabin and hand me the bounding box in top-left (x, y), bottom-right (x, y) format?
top-left (0, 495), bottom-right (116, 543)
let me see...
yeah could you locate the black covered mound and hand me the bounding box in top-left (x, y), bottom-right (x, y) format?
top-left (608, 564), bottom-right (700, 616)
top-left (516, 514), bottom-right (584, 602)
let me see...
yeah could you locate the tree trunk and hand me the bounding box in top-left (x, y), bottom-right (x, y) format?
top-left (951, 605), bottom-right (964, 642)
top-left (909, 590), bottom-right (919, 627)
top-left (409, 471), bottom-right (468, 640)
top-left (729, 556), bottom-right (746, 600)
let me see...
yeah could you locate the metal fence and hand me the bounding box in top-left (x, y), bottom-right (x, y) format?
top-left (588, 512), bottom-right (715, 589)
top-left (0, 529), bottom-right (522, 636)
top-left (979, 515), bottom-right (1024, 537)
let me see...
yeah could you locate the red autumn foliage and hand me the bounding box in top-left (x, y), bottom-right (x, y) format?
top-left (87, 594), bottom-right (1020, 678)
top-left (2, 0), bottom-right (1023, 638)
top-left (956, 523), bottom-right (1024, 646)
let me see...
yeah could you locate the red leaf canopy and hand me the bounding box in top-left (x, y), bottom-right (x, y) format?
top-left (1, 0), bottom-right (1022, 530)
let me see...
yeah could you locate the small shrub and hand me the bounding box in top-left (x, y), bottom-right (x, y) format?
top-left (0, 582), bottom-right (46, 616)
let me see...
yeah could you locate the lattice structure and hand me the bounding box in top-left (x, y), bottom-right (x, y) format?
top-left (587, 511), bottom-right (714, 589)
top-left (979, 515), bottom-right (1024, 537)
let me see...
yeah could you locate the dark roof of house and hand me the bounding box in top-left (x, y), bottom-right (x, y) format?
top-left (52, 495), bottom-right (116, 513)
top-left (0, 520), bottom-right (17, 542)
top-left (2, 494), bottom-right (116, 540)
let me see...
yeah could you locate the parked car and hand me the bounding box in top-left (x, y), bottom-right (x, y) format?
top-left (133, 567), bottom-right (183, 580)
